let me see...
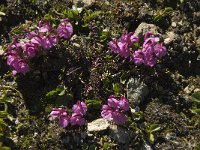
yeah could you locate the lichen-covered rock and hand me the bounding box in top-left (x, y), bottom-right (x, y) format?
top-left (126, 78), bottom-right (149, 105)
top-left (134, 22), bottom-right (160, 36)
top-left (87, 118), bottom-right (110, 132)
top-left (109, 125), bottom-right (133, 144)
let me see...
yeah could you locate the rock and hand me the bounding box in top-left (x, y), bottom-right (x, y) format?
top-left (194, 88), bottom-right (200, 93)
top-left (134, 22), bottom-right (160, 36)
top-left (193, 12), bottom-right (200, 24)
top-left (109, 125), bottom-right (132, 144)
top-left (73, 0), bottom-right (95, 7)
top-left (87, 118), bottom-right (110, 132)
top-left (171, 22), bottom-right (177, 27)
top-left (196, 38), bottom-right (200, 51)
top-left (184, 85), bottom-right (195, 94)
top-left (142, 141), bottom-right (153, 150)
top-left (164, 32), bottom-right (177, 45)
top-left (126, 78), bottom-right (149, 105)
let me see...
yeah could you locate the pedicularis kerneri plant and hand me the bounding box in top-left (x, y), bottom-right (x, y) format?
top-left (101, 96), bottom-right (130, 125)
top-left (6, 19), bottom-right (73, 75)
top-left (50, 101), bottom-right (87, 128)
top-left (109, 32), bottom-right (167, 67)
top-left (6, 17), bottom-right (166, 128)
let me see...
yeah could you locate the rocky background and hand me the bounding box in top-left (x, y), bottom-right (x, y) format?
top-left (0, 0), bottom-right (200, 149)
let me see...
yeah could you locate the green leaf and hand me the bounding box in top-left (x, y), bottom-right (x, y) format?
top-left (46, 86), bottom-right (65, 98)
top-left (103, 142), bottom-right (111, 149)
top-left (191, 92), bottom-right (200, 103)
top-left (0, 111), bottom-right (8, 118)
top-left (149, 124), bottom-right (161, 133)
top-left (149, 133), bottom-right (154, 144)
top-left (0, 146), bottom-right (11, 150)
top-left (112, 83), bottom-right (122, 95)
top-left (84, 11), bottom-right (102, 23)
top-left (164, 7), bottom-right (173, 12)
top-left (58, 89), bottom-right (66, 96)
top-left (85, 99), bottom-right (102, 108)
top-left (190, 109), bottom-right (200, 115)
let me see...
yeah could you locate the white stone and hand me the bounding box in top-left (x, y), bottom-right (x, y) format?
top-left (87, 118), bottom-right (110, 132)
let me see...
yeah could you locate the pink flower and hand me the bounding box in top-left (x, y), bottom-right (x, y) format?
top-left (7, 55), bottom-right (19, 66)
top-left (70, 113), bottom-right (86, 126)
top-left (101, 96), bottom-right (129, 125)
top-left (119, 96), bottom-right (129, 111)
top-left (132, 50), bottom-right (144, 65)
top-left (72, 101), bottom-right (87, 116)
top-left (31, 35), bottom-right (58, 50)
top-left (120, 32), bottom-right (139, 46)
top-left (37, 20), bottom-right (52, 33)
top-left (154, 43), bottom-right (167, 58)
top-left (12, 59), bottom-right (30, 75)
top-left (41, 35), bottom-right (58, 50)
top-left (57, 18), bottom-right (73, 39)
top-left (109, 40), bottom-right (130, 58)
top-left (131, 32), bottom-right (166, 67)
top-left (111, 110), bottom-right (128, 125)
top-left (7, 38), bottom-right (21, 57)
top-left (30, 35), bottom-right (43, 47)
top-left (23, 42), bottom-right (38, 58)
top-left (50, 108), bottom-right (70, 128)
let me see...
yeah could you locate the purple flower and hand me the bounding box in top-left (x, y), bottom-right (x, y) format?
top-left (101, 96), bottom-right (129, 125)
top-left (30, 35), bottom-right (43, 47)
top-left (111, 110), bottom-right (128, 125)
top-left (23, 42), bottom-right (38, 58)
top-left (109, 40), bottom-right (130, 58)
top-left (101, 105), bottom-right (113, 120)
top-left (37, 20), bottom-right (52, 33)
top-left (107, 96), bottom-right (121, 109)
top-left (131, 32), bottom-right (166, 67)
top-left (154, 43), bottom-right (167, 58)
top-left (120, 32), bottom-right (139, 46)
top-left (12, 59), bottom-right (30, 75)
top-left (57, 18), bottom-right (73, 39)
top-left (31, 35), bottom-right (58, 50)
top-left (7, 38), bottom-right (21, 53)
top-left (50, 108), bottom-right (70, 128)
top-left (72, 101), bottom-right (87, 116)
top-left (143, 53), bottom-right (157, 67)
top-left (70, 113), bottom-right (86, 126)
top-left (119, 96), bottom-right (129, 111)
top-left (132, 50), bottom-right (144, 65)
top-left (41, 35), bottom-right (58, 50)
top-left (7, 55), bottom-right (19, 66)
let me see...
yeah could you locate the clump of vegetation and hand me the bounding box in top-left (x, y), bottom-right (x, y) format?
top-left (0, 0), bottom-right (199, 149)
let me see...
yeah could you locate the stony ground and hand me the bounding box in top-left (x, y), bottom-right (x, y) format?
top-left (0, 0), bottom-right (200, 149)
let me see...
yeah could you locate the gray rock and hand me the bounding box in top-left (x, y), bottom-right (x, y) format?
top-left (87, 118), bottom-right (110, 132)
top-left (126, 78), bottom-right (149, 105)
top-left (109, 125), bottom-right (133, 144)
top-left (134, 22), bottom-right (160, 36)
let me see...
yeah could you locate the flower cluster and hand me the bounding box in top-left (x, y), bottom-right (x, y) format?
top-left (101, 96), bottom-right (129, 125)
top-left (109, 32), bottom-right (166, 67)
top-left (6, 19), bottom-right (73, 75)
top-left (50, 101), bottom-right (87, 128)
